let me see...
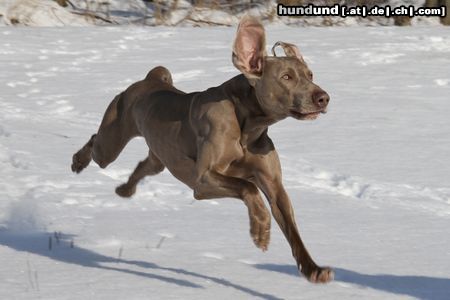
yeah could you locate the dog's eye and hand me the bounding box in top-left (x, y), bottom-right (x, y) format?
top-left (282, 74), bottom-right (291, 80)
top-left (308, 71), bottom-right (313, 80)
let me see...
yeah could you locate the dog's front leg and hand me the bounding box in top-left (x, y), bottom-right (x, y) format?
top-left (192, 110), bottom-right (271, 250)
top-left (194, 170), bottom-right (271, 251)
top-left (254, 153), bottom-right (333, 283)
top-left (268, 183), bottom-right (333, 283)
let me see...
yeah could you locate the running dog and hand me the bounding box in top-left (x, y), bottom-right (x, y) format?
top-left (72, 16), bottom-right (332, 283)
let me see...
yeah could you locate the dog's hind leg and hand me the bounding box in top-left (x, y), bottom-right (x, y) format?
top-left (71, 93), bottom-right (138, 173)
top-left (115, 151), bottom-right (165, 198)
top-left (71, 134), bottom-right (96, 173)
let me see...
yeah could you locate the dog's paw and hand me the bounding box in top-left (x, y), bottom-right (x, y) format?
top-left (301, 266), bottom-right (334, 283)
top-left (71, 151), bottom-right (91, 173)
top-left (249, 215), bottom-right (271, 251)
top-left (115, 183), bottom-right (136, 198)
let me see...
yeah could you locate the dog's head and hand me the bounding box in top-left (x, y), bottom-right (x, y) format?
top-left (232, 16), bottom-right (329, 121)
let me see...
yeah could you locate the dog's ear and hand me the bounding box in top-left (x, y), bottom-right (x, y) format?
top-left (271, 41), bottom-right (305, 63)
top-left (232, 16), bottom-right (266, 79)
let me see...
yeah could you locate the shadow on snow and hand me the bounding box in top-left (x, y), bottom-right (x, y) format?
top-left (0, 230), bottom-right (281, 300)
top-left (254, 263), bottom-right (450, 300)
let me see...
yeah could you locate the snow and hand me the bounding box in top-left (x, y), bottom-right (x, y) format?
top-left (2, 0), bottom-right (92, 26)
top-left (1, 26), bottom-right (449, 299)
top-left (0, 0), bottom-right (444, 27)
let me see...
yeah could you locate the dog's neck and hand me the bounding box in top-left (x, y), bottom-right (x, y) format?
top-left (223, 74), bottom-right (280, 147)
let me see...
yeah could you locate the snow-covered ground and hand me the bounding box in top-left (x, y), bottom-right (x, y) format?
top-left (0, 0), bottom-right (441, 27)
top-left (0, 25), bottom-right (449, 299)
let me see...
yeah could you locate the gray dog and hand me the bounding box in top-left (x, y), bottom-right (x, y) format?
top-left (72, 16), bottom-right (332, 283)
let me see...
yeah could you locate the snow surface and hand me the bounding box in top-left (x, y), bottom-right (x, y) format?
top-left (0, 26), bottom-right (449, 299)
top-left (3, 0), bottom-right (92, 26)
top-left (0, 0), bottom-right (442, 27)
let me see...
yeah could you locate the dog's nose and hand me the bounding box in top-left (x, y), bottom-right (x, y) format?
top-left (312, 90), bottom-right (330, 109)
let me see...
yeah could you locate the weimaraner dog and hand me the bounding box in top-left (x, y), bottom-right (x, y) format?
top-left (72, 16), bottom-right (332, 283)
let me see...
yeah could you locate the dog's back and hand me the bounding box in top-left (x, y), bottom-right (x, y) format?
top-left (119, 66), bottom-right (175, 118)
top-left (103, 66), bottom-right (185, 137)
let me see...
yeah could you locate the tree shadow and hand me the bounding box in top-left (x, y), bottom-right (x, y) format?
top-left (254, 263), bottom-right (450, 300)
top-left (0, 230), bottom-right (281, 300)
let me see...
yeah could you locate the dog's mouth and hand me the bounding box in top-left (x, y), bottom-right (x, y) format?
top-left (289, 109), bottom-right (326, 120)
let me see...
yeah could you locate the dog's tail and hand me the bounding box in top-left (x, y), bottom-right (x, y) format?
top-left (145, 66), bottom-right (173, 86)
